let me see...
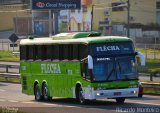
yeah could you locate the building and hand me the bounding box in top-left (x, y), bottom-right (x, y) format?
top-left (0, 0), bottom-right (31, 31)
top-left (157, 0), bottom-right (160, 25)
top-left (26, 0), bottom-right (159, 37)
top-left (31, 0), bottom-right (92, 35)
top-left (92, 0), bottom-right (158, 32)
top-left (59, 0), bottom-right (92, 32)
top-left (58, 0), bottom-right (159, 35)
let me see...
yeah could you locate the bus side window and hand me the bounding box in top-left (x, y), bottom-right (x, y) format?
top-left (42, 45), bottom-right (47, 60)
top-left (68, 44), bottom-right (73, 60)
top-left (35, 45), bottom-right (42, 60)
top-left (28, 45), bottom-right (35, 60)
top-left (52, 45), bottom-right (59, 60)
top-left (79, 44), bottom-right (88, 60)
top-left (72, 44), bottom-right (79, 60)
top-left (63, 45), bottom-right (68, 60)
top-left (46, 45), bottom-right (52, 60)
top-left (20, 45), bottom-right (27, 61)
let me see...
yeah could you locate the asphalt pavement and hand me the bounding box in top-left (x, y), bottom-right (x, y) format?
top-left (0, 82), bottom-right (160, 113)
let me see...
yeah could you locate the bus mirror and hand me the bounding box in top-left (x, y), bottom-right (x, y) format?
top-left (88, 55), bottom-right (93, 69)
top-left (136, 52), bottom-right (145, 66)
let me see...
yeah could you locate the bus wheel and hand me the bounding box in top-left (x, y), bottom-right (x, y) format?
top-left (34, 84), bottom-right (42, 101)
top-left (116, 98), bottom-right (125, 103)
top-left (42, 83), bottom-right (52, 101)
top-left (77, 86), bottom-right (86, 104)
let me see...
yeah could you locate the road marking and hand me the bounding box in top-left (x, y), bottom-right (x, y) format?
top-left (127, 101), bottom-right (160, 106)
top-left (43, 103), bottom-right (55, 106)
top-left (42, 103), bottom-right (75, 108)
top-left (21, 101), bottom-right (35, 104)
top-left (0, 89), bottom-right (5, 92)
top-left (8, 100), bottom-right (18, 103)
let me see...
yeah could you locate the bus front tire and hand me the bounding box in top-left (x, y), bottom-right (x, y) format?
top-left (42, 83), bottom-right (52, 101)
top-left (77, 86), bottom-right (86, 104)
top-left (116, 98), bottom-right (125, 103)
top-left (34, 84), bottom-right (42, 101)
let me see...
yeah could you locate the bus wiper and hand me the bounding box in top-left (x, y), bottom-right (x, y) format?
top-left (117, 61), bottom-right (122, 72)
top-left (106, 68), bottom-right (114, 80)
top-left (117, 61), bottom-right (122, 80)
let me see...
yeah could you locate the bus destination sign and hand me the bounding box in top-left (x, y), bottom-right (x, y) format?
top-left (32, 0), bottom-right (81, 10)
top-left (89, 43), bottom-right (134, 55)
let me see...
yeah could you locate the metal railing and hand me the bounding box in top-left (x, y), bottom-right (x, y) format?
top-left (0, 73), bottom-right (20, 79)
top-left (0, 64), bottom-right (19, 73)
top-left (0, 64), bottom-right (20, 81)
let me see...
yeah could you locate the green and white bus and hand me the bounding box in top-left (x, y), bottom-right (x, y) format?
top-left (20, 32), bottom-right (145, 104)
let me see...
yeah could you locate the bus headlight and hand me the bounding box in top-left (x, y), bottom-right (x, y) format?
top-left (96, 93), bottom-right (104, 96)
top-left (131, 90), bottom-right (138, 94)
top-left (96, 93), bottom-right (100, 96)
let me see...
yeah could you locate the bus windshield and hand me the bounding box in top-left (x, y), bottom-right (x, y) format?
top-left (92, 56), bottom-right (138, 81)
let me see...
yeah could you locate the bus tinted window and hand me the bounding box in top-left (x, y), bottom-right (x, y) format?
top-left (22, 44), bottom-right (88, 61)
top-left (46, 45), bottom-right (53, 60)
top-left (20, 46), bottom-right (27, 60)
top-left (42, 45), bottom-right (47, 60)
top-left (53, 45), bottom-right (59, 60)
top-left (59, 45), bottom-right (64, 60)
top-left (79, 44), bottom-right (88, 60)
top-left (35, 45), bottom-right (47, 60)
top-left (28, 45), bottom-right (35, 60)
top-left (68, 44), bottom-right (73, 60)
top-left (72, 44), bottom-right (79, 60)
top-left (63, 45), bottom-right (68, 60)
top-left (35, 45), bottom-right (42, 60)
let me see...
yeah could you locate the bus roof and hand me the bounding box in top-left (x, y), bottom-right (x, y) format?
top-left (20, 32), bottom-right (132, 45)
top-left (53, 32), bottom-right (101, 39)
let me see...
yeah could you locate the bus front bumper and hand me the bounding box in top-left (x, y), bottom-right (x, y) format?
top-left (83, 87), bottom-right (139, 100)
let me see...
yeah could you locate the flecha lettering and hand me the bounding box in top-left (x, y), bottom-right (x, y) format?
top-left (41, 64), bottom-right (61, 74)
top-left (96, 46), bottom-right (120, 52)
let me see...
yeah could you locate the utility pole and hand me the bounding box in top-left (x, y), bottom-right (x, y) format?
top-left (49, 10), bottom-right (52, 37)
top-left (91, 5), bottom-right (94, 31)
top-left (127, 0), bottom-right (130, 38)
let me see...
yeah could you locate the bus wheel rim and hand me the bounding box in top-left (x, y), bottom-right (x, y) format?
top-left (36, 88), bottom-right (40, 100)
top-left (44, 86), bottom-right (48, 99)
top-left (79, 89), bottom-right (84, 103)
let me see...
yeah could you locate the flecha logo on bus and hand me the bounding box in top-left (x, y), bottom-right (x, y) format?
top-left (36, 2), bottom-right (45, 8)
top-left (41, 64), bottom-right (61, 74)
top-left (96, 46), bottom-right (120, 52)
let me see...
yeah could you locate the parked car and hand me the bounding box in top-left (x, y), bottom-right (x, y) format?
top-left (138, 82), bottom-right (143, 97)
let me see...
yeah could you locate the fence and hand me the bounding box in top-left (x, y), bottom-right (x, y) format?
top-left (135, 44), bottom-right (160, 59)
top-left (0, 64), bottom-right (19, 73)
top-left (0, 40), bottom-right (19, 51)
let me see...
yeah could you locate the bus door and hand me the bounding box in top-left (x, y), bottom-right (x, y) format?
top-left (80, 58), bottom-right (92, 81)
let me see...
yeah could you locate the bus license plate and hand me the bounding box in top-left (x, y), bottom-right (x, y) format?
top-left (114, 92), bottom-right (121, 96)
